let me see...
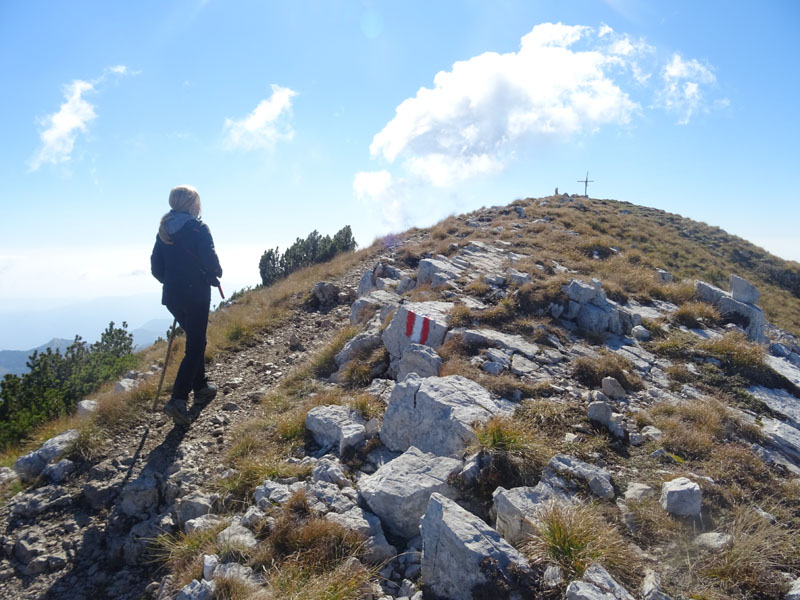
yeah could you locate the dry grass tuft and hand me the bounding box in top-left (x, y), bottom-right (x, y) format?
top-left (571, 351), bottom-right (643, 391)
top-left (471, 416), bottom-right (549, 490)
top-left (522, 502), bottom-right (641, 588)
top-left (700, 506), bottom-right (800, 598)
top-left (672, 301), bottom-right (721, 328)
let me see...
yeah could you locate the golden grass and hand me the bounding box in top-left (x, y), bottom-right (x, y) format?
top-left (571, 351), bottom-right (643, 391)
top-left (471, 416), bottom-right (549, 489)
top-left (522, 502), bottom-right (641, 588)
top-left (672, 301), bottom-right (721, 328)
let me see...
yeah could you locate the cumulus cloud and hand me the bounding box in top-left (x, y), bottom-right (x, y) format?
top-left (29, 66), bottom-right (131, 171)
top-left (368, 22), bottom-right (646, 187)
top-left (657, 53), bottom-right (723, 124)
top-left (223, 84), bottom-right (297, 151)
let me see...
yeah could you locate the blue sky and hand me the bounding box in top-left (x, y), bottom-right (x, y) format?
top-left (0, 0), bottom-right (798, 348)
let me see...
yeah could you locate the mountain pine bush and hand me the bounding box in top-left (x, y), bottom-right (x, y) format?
top-left (0, 321), bottom-right (135, 449)
top-left (259, 226), bottom-right (357, 287)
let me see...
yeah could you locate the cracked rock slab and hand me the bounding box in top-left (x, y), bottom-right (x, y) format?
top-left (420, 493), bottom-right (533, 600)
top-left (380, 374), bottom-right (514, 457)
top-left (358, 446), bottom-right (461, 539)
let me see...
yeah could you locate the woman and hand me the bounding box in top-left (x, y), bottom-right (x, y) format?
top-left (151, 185), bottom-right (222, 427)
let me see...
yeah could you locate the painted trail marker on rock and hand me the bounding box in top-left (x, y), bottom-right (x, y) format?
top-left (405, 311), bottom-right (432, 345)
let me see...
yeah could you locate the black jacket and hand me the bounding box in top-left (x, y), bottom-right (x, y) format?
top-left (151, 216), bottom-right (222, 306)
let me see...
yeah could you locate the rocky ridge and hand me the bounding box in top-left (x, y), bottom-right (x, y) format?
top-left (2, 196), bottom-right (800, 599)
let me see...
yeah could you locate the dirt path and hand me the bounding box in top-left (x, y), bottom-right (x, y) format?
top-left (0, 254), bottom-right (381, 600)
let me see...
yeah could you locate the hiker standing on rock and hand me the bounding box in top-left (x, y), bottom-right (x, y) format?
top-left (150, 185), bottom-right (222, 426)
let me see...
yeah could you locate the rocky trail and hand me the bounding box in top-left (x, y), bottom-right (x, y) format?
top-left (3, 196), bottom-right (800, 600)
top-left (0, 255), bottom-right (375, 600)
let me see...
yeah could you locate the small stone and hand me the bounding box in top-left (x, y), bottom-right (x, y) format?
top-left (222, 401), bottom-right (240, 412)
top-left (694, 532), bottom-right (733, 551)
top-left (660, 477), bottom-right (701, 517)
top-left (543, 565), bottom-right (563, 587)
top-left (203, 554), bottom-right (219, 580)
top-left (632, 325), bottom-right (651, 341)
top-left (642, 426), bottom-right (663, 441)
top-left (624, 482), bottom-right (654, 501)
top-left (601, 376), bottom-right (626, 399)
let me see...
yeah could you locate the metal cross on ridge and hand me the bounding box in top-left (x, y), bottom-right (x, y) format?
top-left (577, 172), bottom-right (594, 196)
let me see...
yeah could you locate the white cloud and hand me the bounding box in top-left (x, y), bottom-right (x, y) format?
top-left (356, 22), bottom-right (727, 226)
top-left (29, 65), bottom-right (132, 171)
top-left (657, 53), bottom-right (722, 124)
top-left (369, 22), bottom-right (643, 187)
top-left (29, 80), bottom-right (97, 171)
top-left (223, 84), bottom-right (297, 151)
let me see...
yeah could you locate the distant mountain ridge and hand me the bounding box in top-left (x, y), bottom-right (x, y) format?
top-left (0, 338), bottom-right (73, 377)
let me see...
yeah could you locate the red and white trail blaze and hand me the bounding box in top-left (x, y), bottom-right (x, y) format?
top-left (405, 311), bottom-right (431, 345)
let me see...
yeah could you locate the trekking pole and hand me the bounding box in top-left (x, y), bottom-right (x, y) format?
top-left (218, 285), bottom-right (225, 300)
top-left (152, 318), bottom-right (178, 411)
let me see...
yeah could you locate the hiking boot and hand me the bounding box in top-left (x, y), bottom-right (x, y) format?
top-left (193, 382), bottom-right (217, 406)
top-left (163, 397), bottom-right (191, 427)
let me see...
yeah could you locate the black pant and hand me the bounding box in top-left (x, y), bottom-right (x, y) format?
top-left (166, 295), bottom-right (210, 400)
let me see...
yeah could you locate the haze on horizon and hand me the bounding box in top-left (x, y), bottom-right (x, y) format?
top-left (1, 0), bottom-right (798, 350)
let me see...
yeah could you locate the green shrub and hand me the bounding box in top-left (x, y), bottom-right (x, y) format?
top-left (0, 322), bottom-right (135, 450)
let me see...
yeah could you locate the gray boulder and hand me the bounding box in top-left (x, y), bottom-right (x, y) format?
top-left (642, 569), bottom-right (672, 600)
top-left (175, 492), bottom-right (216, 526)
top-left (380, 375), bottom-right (514, 457)
top-left (451, 328), bottom-right (540, 359)
top-left (335, 325), bottom-right (383, 367)
top-left (695, 280), bottom-right (727, 305)
top-left (326, 506), bottom-right (397, 563)
top-left (216, 522), bottom-right (257, 549)
top-left (311, 457), bottom-right (349, 486)
top-left (76, 399), bottom-right (98, 417)
top-left (114, 378), bottom-right (137, 395)
top-left (312, 281), bottom-right (340, 306)
top-left (493, 477), bottom-right (574, 545)
top-left (660, 477), bottom-right (701, 516)
top-left (358, 446), bottom-right (461, 539)
top-left (382, 302), bottom-right (453, 359)
top-left (13, 429), bottom-right (79, 482)
top-left (587, 401), bottom-right (625, 439)
top-left (417, 258), bottom-right (463, 287)
top-left (601, 377), bottom-right (626, 399)
top-left (717, 296), bottom-right (767, 342)
top-left (548, 454), bottom-right (614, 500)
top-left (176, 579), bottom-right (215, 600)
top-left (350, 290), bottom-right (401, 325)
top-left (566, 563), bottom-right (635, 600)
top-left (41, 459), bottom-right (75, 484)
top-left (786, 576), bottom-right (800, 600)
top-left (119, 472), bottom-right (160, 517)
top-left (729, 274), bottom-right (760, 304)
top-left (421, 493), bottom-right (533, 600)
top-left (305, 404), bottom-right (366, 454)
top-left (397, 344), bottom-right (443, 381)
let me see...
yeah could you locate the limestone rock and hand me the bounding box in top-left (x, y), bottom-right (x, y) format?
top-left (76, 399), bottom-right (99, 417)
top-left (451, 328), bottom-right (539, 360)
top-left (694, 532), bottom-right (733, 551)
top-left (566, 563), bottom-right (635, 600)
top-left (326, 506), bottom-right (397, 563)
top-left (203, 554), bottom-right (219, 580)
top-left (548, 454), bottom-right (614, 500)
top-left (642, 569), bottom-right (672, 600)
top-left (631, 325), bottom-right (651, 341)
top-left (175, 492), bottom-right (216, 526)
top-left (305, 405), bottom-right (366, 454)
top-left (312, 457), bottom-right (349, 487)
top-left (216, 523), bottom-right (257, 549)
top-left (185, 514), bottom-right (225, 535)
top-left (176, 579), bottom-right (215, 600)
top-left (358, 446), bottom-right (461, 539)
top-left (42, 459), bottom-right (75, 484)
top-left (382, 302), bottom-right (453, 359)
top-left (493, 478), bottom-right (573, 545)
top-left (13, 429), bottom-right (79, 482)
top-left (350, 290), bottom-right (401, 325)
top-left (417, 258), bottom-right (463, 287)
top-left (420, 493), bottom-right (533, 600)
top-left (601, 377), bottom-right (626, 399)
top-left (312, 281), bottom-right (340, 306)
top-left (786, 577), bottom-right (800, 600)
top-left (624, 483), bottom-right (654, 501)
top-left (587, 401), bottom-right (625, 439)
top-left (660, 477), bottom-right (701, 517)
top-left (119, 472), bottom-right (160, 518)
top-left (380, 375), bottom-right (514, 457)
top-left (729, 274), bottom-right (760, 304)
top-left (397, 344), bottom-right (443, 381)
